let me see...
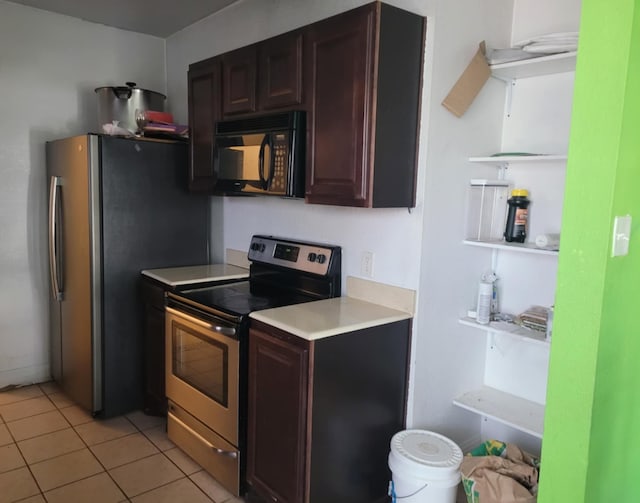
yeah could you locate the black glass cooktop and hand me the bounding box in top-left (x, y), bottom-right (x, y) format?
top-left (176, 281), bottom-right (317, 318)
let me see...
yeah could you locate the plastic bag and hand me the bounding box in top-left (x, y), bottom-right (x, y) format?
top-left (102, 120), bottom-right (134, 136)
top-left (461, 440), bottom-right (539, 503)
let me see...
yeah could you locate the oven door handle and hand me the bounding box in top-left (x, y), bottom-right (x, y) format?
top-left (169, 409), bottom-right (238, 459)
top-left (166, 306), bottom-right (236, 337)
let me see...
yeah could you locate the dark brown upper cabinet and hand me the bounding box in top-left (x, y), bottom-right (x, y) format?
top-left (188, 57), bottom-right (221, 192)
top-left (188, 2), bottom-right (425, 202)
top-left (304, 2), bottom-right (425, 208)
top-left (221, 33), bottom-right (304, 117)
top-left (222, 46), bottom-right (258, 115)
top-left (258, 32), bottom-right (304, 110)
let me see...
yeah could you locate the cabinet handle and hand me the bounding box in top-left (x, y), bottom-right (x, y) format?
top-left (169, 409), bottom-right (238, 459)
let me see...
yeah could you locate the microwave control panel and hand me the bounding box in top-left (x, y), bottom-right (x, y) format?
top-left (269, 133), bottom-right (289, 194)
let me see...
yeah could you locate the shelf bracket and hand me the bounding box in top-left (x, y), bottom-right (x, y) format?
top-left (505, 79), bottom-right (515, 118)
top-left (488, 330), bottom-right (505, 355)
top-left (491, 75), bottom-right (516, 118)
top-left (491, 249), bottom-right (498, 272)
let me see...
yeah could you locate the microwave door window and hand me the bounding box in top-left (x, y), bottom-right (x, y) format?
top-left (217, 134), bottom-right (264, 189)
top-left (219, 148), bottom-right (245, 178)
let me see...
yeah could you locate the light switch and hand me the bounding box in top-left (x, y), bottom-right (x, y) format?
top-left (612, 215), bottom-right (632, 257)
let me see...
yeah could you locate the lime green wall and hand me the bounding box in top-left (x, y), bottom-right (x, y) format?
top-left (539, 0), bottom-right (640, 501)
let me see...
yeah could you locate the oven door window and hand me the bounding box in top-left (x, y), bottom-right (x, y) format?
top-left (172, 325), bottom-right (228, 407)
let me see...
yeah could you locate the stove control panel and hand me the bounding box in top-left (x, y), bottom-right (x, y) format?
top-left (248, 235), bottom-right (341, 276)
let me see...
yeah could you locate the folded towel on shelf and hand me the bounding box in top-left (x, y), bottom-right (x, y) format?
top-left (522, 42), bottom-right (577, 54)
top-left (515, 32), bottom-right (578, 54)
top-left (516, 305), bottom-right (550, 333)
top-left (486, 32), bottom-right (577, 66)
top-left (514, 32), bottom-right (579, 48)
top-left (486, 48), bottom-right (541, 65)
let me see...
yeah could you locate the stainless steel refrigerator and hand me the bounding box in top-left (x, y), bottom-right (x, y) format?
top-left (47, 134), bottom-right (210, 417)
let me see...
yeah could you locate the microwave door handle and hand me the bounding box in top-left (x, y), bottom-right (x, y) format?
top-left (211, 132), bottom-right (219, 187)
top-left (266, 134), bottom-right (275, 187)
top-left (258, 134), bottom-right (269, 190)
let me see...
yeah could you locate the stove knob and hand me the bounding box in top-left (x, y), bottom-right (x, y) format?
top-left (316, 254), bottom-right (326, 264)
top-left (307, 252), bottom-right (317, 262)
top-left (250, 243), bottom-right (259, 251)
top-left (259, 243), bottom-right (266, 252)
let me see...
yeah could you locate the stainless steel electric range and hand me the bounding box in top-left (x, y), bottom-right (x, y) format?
top-left (164, 235), bottom-right (342, 496)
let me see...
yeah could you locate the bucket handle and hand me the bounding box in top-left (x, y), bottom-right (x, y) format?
top-left (388, 480), bottom-right (429, 502)
top-left (112, 82), bottom-right (136, 100)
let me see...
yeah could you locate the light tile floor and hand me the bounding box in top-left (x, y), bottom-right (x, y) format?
top-left (0, 382), bottom-right (244, 503)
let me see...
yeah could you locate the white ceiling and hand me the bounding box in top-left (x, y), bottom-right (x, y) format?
top-left (8, 0), bottom-right (239, 37)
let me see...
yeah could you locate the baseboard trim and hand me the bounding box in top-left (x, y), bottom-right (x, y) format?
top-left (0, 364), bottom-right (50, 390)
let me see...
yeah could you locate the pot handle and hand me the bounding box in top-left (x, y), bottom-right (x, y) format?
top-left (112, 82), bottom-right (136, 100)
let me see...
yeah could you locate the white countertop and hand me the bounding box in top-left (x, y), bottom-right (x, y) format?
top-left (249, 296), bottom-right (412, 341)
top-left (141, 264), bottom-right (249, 287)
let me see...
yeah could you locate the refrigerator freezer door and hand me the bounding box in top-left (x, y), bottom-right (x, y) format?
top-left (99, 136), bottom-right (209, 417)
top-left (46, 135), bottom-right (102, 413)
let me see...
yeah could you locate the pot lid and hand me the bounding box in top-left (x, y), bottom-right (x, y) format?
top-left (94, 81), bottom-right (166, 99)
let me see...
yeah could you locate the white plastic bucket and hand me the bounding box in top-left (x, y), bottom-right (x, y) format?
top-left (388, 429), bottom-right (463, 503)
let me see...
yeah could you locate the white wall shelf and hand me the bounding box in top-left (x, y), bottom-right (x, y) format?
top-left (459, 317), bottom-right (549, 347)
top-left (463, 239), bottom-right (558, 256)
top-left (457, 31), bottom-right (575, 449)
top-left (490, 51), bottom-right (577, 80)
top-left (468, 154), bottom-right (567, 168)
top-left (453, 386), bottom-right (544, 438)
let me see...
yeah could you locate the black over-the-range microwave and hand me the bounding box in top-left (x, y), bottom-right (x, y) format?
top-left (212, 110), bottom-right (305, 197)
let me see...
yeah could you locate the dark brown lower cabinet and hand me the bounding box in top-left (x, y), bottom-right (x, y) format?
top-left (140, 276), bottom-right (169, 416)
top-left (247, 318), bottom-right (411, 503)
top-left (247, 325), bottom-right (309, 503)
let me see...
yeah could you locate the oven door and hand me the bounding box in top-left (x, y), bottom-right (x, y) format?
top-left (165, 306), bottom-right (239, 445)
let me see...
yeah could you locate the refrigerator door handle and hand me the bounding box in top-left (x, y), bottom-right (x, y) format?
top-left (48, 176), bottom-right (63, 301)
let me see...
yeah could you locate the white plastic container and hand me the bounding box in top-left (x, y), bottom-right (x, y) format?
top-left (388, 430), bottom-right (463, 503)
top-left (466, 179), bottom-right (511, 241)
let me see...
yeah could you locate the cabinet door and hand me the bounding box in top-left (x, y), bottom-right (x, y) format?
top-left (247, 326), bottom-right (310, 503)
top-left (188, 60), bottom-right (220, 192)
top-left (258, 32), bottom-right (303, 110)
top-left (140, 278), bottom-right (168, 416)
top-left (143, 304), bottom-right (166, 416)
top-left (304, 3), bottom-right (377, 207)
top-left (222, 46), bottom-right (257, 115)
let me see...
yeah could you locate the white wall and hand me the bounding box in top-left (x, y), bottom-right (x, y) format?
top-left (410, 1), bottom-right (512, 448)
top-left (0, 0), bottom-right (166, 387)
top-left (165, 0), bottom-right (512, 447)
top-left (477, 0), bottom-right (581, 454)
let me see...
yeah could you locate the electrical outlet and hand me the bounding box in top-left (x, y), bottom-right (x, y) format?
top-left (361, 251), bottom-right (374, 277)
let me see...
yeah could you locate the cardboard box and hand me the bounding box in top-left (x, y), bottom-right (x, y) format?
top-left (442, 41), bottom-right (491, 117)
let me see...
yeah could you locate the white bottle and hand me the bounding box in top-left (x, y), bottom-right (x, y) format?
top-left (476, 281), bottom-right (493, 325)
